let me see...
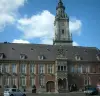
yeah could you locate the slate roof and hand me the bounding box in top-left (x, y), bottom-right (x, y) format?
top-left (0, 43), bottom-right (99, 61)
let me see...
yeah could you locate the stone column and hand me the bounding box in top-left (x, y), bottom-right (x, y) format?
top-left (55, 76), bottom-right (58, 93)
top-left (66, 78), bottom-right (69, 91)
top-left (55, 61), bottom-right (58, 93)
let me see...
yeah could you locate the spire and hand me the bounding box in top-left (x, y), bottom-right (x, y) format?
top-left (56, 0), bottom-right (65, 10)
top-left (55, 0), bottom-right (68, 19)
top-left (59, 0), bottom-right (62, 3)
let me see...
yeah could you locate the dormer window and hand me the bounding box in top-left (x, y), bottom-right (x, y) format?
top-left (47, 48), bottom-right (50, 51)
top-left (96, 53), bottom-right (100, 61)
top-left (75, 55), bottom-right (81, 60)
top-left (84, 49), bottom-right (87, 53)
top-left (38, 55), bottom-right (45, 60)
top-left (20, 54), bottom-right (26, 59)
top-left (31, 48), bottom-right (34, 51)
top-left (0, 53), bottom-right (4, 59)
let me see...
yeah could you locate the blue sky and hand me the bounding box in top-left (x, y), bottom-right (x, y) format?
top-left (0, 0), bottom-right (100, 49)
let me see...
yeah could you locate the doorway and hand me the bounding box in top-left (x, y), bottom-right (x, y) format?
top-left (46, 81), bottom-right (55, 92)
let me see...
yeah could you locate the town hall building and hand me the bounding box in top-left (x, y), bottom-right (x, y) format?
top-left (0, 0), bottom-right (100, 93)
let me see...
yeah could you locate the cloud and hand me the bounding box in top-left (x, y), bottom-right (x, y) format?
top-left (17, 10), bottom-right (55, 40)
top-left (69, 18), bottom-right (82, 35)
top-left (16, 10), bottom-right (82, 45)
top-left (0, 0), bottom-right (26, 32)
top-left (73, 41), bottom-right (79, 46)
top-left (17, 10), bottom-right (82, 45)
top-left (12, 39), bottom-right (30, 43)
top-left (40, 37), bottom-right (53, 45)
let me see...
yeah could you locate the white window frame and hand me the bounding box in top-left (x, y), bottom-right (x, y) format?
top-left (21, 64), bottom-right (26, 73)
top-left (81, 65), bottom-right (83, 73)
top-left (40, 77), bottom-right (45, 86)
top-left (75, 55), bottom-right (81, 60)
top-left (5, 64), bottom-right (9, 73)
top-left (39, 64), bottom-right (44, 74)
top-left (38, 55), bottom-right (44, 60)
top-left (48, 64), bottom-right (52, 73)
top-left (77, 65), bottom-right (82, 73)
top-left (30, 64), bottom-right (34, 73)
top-left (12, 64), bottom-right (17, 73)
top-left (86, 66), bottom-right (90, 73)
top-left (21, 77), bottom-right (26, 86)
top-left (20, 54), bottom-right (25, 59)
top-left (30, 77), bottom-right (35, 86)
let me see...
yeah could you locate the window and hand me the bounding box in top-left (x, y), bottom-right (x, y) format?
top-left (92, 67), bottom-right (96, 73)
top-left (30, 64), bottom-right (34, 73)
top-left (20, 54), bottom-right (26, 59)
top-left (99, 68), bottom-right (100, 73)
top-left (5, 77), bottom-right (10, 86)
top-left (30, 77), bottom-right (35, 86)
top-left (82, 65), bottom-right (86, 73)
top-left (86, 66), bottom-right (90, 73)
top-left (62, 30), bottom-right (64, 34)
top-left (61, 66), bottom-right (63, 71)
top-left (4, 64), bottom-right (9, 73)
top-left (47, 48), bottom-right (50, 51)
top-left (20, 64), bottom-right (26, 73)
top-left (12, 48), bottom-right (15, 50)
top-left (77, 65), bottom-right (82, 73)
top-left (75, 55), bottom-right (81, 60)
top-left (0, 64), bottom-right (3, 73)
top-left (39, 77), bottom-right (45, 86)
top-left (0, 53), bottom-right (3, 59)
top-left (21, 77), bottom-right (26, 86)
top-left (12, 64), bottom-right (17, 73)
top-left (31, 48), bottom-right (34, 51)
top-left (97, 54), bottom-right (100, 60)
top-left (39, 64), bottom-right (44, 74)
top-left (84, 76), bottom-right (90, 86)
top-left (12, 77), bottom-right (16, 85)
top-left (72, 64), bottom-right (78, 73)
top-left (64, 66), bottom-right (66, 71)
top-left (48, 64), bottom-right (52, 73)
top-left (71, 66), bottom-right (74, 72)
top-left (38, 55), bottom-right (44, 60)
top-left (58, 66), bottom-right (60, 71)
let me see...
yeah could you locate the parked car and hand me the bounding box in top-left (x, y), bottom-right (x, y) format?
top-left (84, 87), bottom-right (98, 95)
top-left (4, 88), bottom-right (26, 96)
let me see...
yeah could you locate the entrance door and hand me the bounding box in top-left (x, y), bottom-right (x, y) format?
top-left (46, 81), bottom-right (55, 92)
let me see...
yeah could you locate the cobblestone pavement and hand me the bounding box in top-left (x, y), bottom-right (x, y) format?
top-left (25, 92), bottom-right (86, 96)
top-left (25, 92), bottom-right (100, 96)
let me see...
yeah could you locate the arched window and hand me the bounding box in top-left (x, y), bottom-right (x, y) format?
top-left (62, 30), bottom-right (64, 34)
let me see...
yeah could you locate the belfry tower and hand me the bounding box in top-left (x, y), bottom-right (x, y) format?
top-left (53, 0), bottom-right (73, 45)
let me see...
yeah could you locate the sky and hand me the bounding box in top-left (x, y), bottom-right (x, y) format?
top-left (0, 0), bottom-right (100, 48)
